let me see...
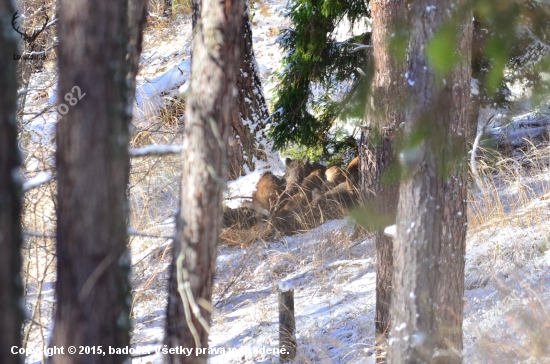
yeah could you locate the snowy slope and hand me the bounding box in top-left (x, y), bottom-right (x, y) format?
top-left (18, 0), bottom-right (550, 363)
top-left (128, 3), bottom-right (550, 364)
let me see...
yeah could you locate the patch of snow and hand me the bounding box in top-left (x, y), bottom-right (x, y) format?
top-left (384, 224), bottom-right (396, 238)
top-left (134, 59), bottom-right (191, 127)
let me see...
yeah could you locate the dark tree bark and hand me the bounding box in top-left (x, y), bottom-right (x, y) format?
top-left (360, 0), bottom-right (406, 359)
top-left (128, 0), bottom-right (149, 130)
top-left (50, 0), bottom-right (146, 363)
top-left (228, 1), bottom-right (270, 179)
top-left (387, 1), bottom-right (470, 362)
top-left (129, 0), bottom-right (149, 85)
top-left (0, 1), bottom-right (25, 363)
top-left (163, 0), bottom-right (244, 362)
top-left (191, 0), bottom-right (200, 29)
top-left (435, 9), bottom-right (472, 364)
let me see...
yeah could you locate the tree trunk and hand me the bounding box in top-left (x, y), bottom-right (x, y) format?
top-left (50, 0), bottom-right (146, 363)
top-left (360, 0), bottom-right (406, 360)
top-left (387, 1), bottom-right (469, 362)
top-left (192, 1), bottom-right (270, 179)
top-left (129, 0), bottom-right (149, 86)
top-left (228, 1), bottom-right (270, 179)
top-left (163, 0), bottom-right (243, 362)
top-left (435, 9), bottom-right (472, 364)
top-left (0, 1), bottom-right (25, 363)
top-left (191, 0), bottom-right (200, 29)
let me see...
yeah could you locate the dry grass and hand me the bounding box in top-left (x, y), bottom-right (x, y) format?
top-left (16, 18), bottom-right (550, 358)
top-left (172, 0), bottom-right (193, 15)
top-left (148, 0), bottom-right (193, 19)
top-left (256, 0), bottom-right (272, 17)
top-left (18, 52), bottom-right (59, 354)
top-left (159, 95), bottom-right (186, 126)
top-left (126, 97), bottom-right (184, 323)
top-left (466, 276), bottom-right (550, 363)
top-left (220, 188), bottom-right (356, 249)
top-left (466, 141), bottom-right (550, 363)
top-left (267, 26), bottom-right (280, 37)
top-left (213, 142), bottom-right (550, 363)
top-left (468, 142), bottom-right (550, 232)
top-left (220, 222), bottom-right (274, 247)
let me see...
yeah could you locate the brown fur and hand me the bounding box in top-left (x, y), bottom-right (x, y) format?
top-left (299, 169), bottom-right (326, 202)
top-left (282, 193), bottom-right (308, 214)
top-left (324, 182), bottom-right (359, 209)
top-left (310, 162), bottom-right (325, 173)
top-left (271, 180), bottom-right (359, 235)
top-left (272, 166), bottom-right (326, 232)
top-left (311, 182), bottom-right (359, 222)
top-left (252, 172), bottom-right (285, 212)
top-left (346, 156), bottom-right (359, 190)
top-left (325, 166), bottom-right (348, 188)
top-left (283, 158), bottom-right (310, 189)
top-left (222, 161), bottom-right (362, 240)
top-left (282, 158), bottom-right (325, 201)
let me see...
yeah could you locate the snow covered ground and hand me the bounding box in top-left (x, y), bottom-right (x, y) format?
top-left (126, 4), bottom-right (550, 362)
top-left (19, 0), bottom-right (550, 363)
top-left (128, 157), bottom-right (550, 364)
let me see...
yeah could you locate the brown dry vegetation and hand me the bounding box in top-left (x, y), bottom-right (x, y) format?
top-left (462, 142), bottom-right (550, 363)
top-left (222, 158), bottom-right (361, 244)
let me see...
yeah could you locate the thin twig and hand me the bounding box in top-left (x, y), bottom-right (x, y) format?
top-left (471, 115), bottom-right (495, 194)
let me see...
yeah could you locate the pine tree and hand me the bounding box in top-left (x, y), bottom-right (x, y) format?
top-left (361, 2), bottom-right (406, 360)
top-left (386, 1), bottom-right (473, 361)
top-left (271, 0), bottom-right (550, 162)
top-left (268, 0), bottom-right (371, 162)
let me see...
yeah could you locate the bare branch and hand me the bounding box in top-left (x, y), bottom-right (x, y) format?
top-left (129, 144), bottom-right (182, 157)
top-left (470, 115), bottom-right (495, 193)
top-left (22, 172), bottom-right (53, 192)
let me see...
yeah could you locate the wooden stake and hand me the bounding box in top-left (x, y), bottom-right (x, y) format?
top-left (279, 287), bottom-right (296, 362)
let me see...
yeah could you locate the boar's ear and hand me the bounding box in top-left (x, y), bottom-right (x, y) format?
top-left (285, 158), bottom-right (292, 166)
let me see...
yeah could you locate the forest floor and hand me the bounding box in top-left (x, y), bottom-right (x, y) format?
top-left (128, 147), bottom-right (550, 364)
top-left (127, 3), bottom-right (550, 362)
top-left (19, 0), bottom-right (550, 363)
